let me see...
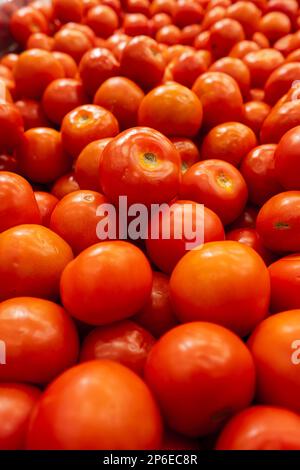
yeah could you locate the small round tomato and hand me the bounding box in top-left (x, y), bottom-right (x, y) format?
top-left (248, 310), bottom-right (300, 414)
top-left (13, 49), bottom-right (64, 100)
top-left (216, 406), bottom-right (300, 450)
top-left (138, 83), bottom-right (203, 137)
top-left (226, 228), bottom-right (275, 265)
top-left (53, 28), bottom-right (93, 64)
top-left (0, 172), bottom-right (40, 233)
top-left (126, 0), bottom-right (150, 16)
top-left (145, 322), bottom-right (255, 437)
top-left (53, 0), bottom-right (83, 23)
top-left (243, 48), bottom-right (284, 88)
top-left (79, 48), bottom-right (120, 98)
top-left (42, 79), bottom-right (88, 125)
top-left (201, 122), bottom-right (257, 167)
top-left (180, 24), bottom-right (202, 46)
top-left (0, 102), bottom-right (24, 153)
top-left (274, 126), bottom-right (300, 190)
top-left (16, 128), bottom-right (72, 184)
top-left (180, 160), bottom-right (248, 225)
top-left (51, 172), bottom-right (80, 199)
top-left (156, 25), bottom-right (181, 45)
top-left (241, 144), bottom-right (283, 206)
top-left (253, 32), bottom-right (270, 48)
top-left (192, 72), bottom-right (243, 129)
top-left (210, 18), bottom-right (245, 59)
top-left (34, 191), bottom-right (59, 227)
top-left (61, 241), bottom-right (152, 325)
top-left (229, 40), bottom-right (260, 59)
top-left (242, 100), bottom-right (271, 136)
top-left (170, 137), bottom-right (200, 173)
top-left (0, 224), bottom-right (73, 301)
top-left (171, 51), bottom-right (209, 89)
top-left (268, 255), bottom-right (300, 312)
top-left (201, 6), bottom-right (226, 31)
top-left (150, 0), bottom-right (176, 16)
top-left (120, 36), bottom-right (165, 90)
top-left (170, 241), bottom-right (270, 337)
top-left (85, 5), bottom-right (119, 38)
top-left (61, 104), bottom-right (119, 158)
top-left (260, 100), bottom-right (300, 144)
top-left (94, 77), bottom-right (144, 130)
top-left (99, 127), bottom-right (181, 207)
top-left (134, 272), bottom-right (178, 338)
top-left (75, 138), bottom-right (111, 191)
top-left (52, 51), bottom-right (78, 78)
top-left (227, 1), bottom-right (262, 38)
top-left (0, 297), bottom-right (78, 384)
top-left (209, 57), bottom-right (251, 98)
top-left (229, 205), bottom-right (258, 230)
top-left (60, 22), bottom-right (96, 45)
top-left (146, 201), bottom-right (225, 274)
top-left (15, 99), bottom-right (49, 130)
top-left (0, 384), bottom-right (41, 450)
top-left (26, 32), bottom-right (54, 51)
top-left (259, 12), bottom-right (291, 44)
top-left (123, 13), bottom-right (150, 36)
top-left (80, 320), bottom-right (155, 375)
top-left (10, 6), bottom-right (48, 46)
top-left (150, 13), bottom-right (172, 35)
top-left (26, 360), bottom-right (162, 450)
top-left (31, 0), bottom-right (54, 20)
top-left (172, 0), bottom-right (203, 27)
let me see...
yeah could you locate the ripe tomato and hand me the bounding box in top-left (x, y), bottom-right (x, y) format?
top-left (34, 191), bottom-right (59, 227)
top-left (192, 72), bottom-right (243, 129)
top-left (146, 201), bottom-right (225, 274)
top-left (256, 191), bottom-right (300, 252)
top-left (268, 255), bottom-right (300, 312)
top-left (172, 0), bottom-right (203, 28)
top-left (0, 102), bottom-right (24, 153)
top-left (209, 57), bottom-right (251, 98)
top-left (145, 322), bottom-right (255, 437)
top-left (226, 228), bottom-right (275, 265)
top-left (0, 297), bottom-right (78, 384)
top-left (240, 144), bottom-right (283, 206)
top-left (94, 77), bottom-right (144, 129)
top-left (42, 78), bottom-right (88, 125)
top-left (15, 99), bottom-right (49, 130)
top-left (52, 51), bottom-right (78, 78)
top-left (264, 63), bottom-right (300, 105)
top-left (99, 127), bottom-right (181, 206)
top-left (26, 32), bottom-right (54, 51)
top-left (53, 0), bottom-right (84, 23)
top-left (0, 384), bottom-right (41, 450)
top-left (26, 360), bottom-right (162, 450)
top-left (10, 6), bottom-right (48, 46)
top-left (201, 6), bottom-right (226, 31)
top-left (150, 13), bottom-right (172, 35)
top-left (156, 25), bottom-right (181, 45)
top-left (51, 172), bottom-right (80, 199)
top-left (170, 241), bottom-right (270, 337)
top-left (0, 53), bottom-right (19, 71)
top-left (60, 22), bottom-right (96, 46)
top-left (201, 122), bottom-right (257, 167)
top-left (274, 126), bottom-right (300, 190)
top-left (180, 24), bottom-right (202, 46)
top-left (53, 28), bottom-right (93, 63)
top-left (248, 310), bottom-right (300, 414)
top-left (171, 137), bottom-right (200, 172)
top-left (0, 224), bottom-right (73, 302)
top-left (126, 0), bottom-right (150, 16)
top-left (216, 406), bottom-right (300, 450)
top-left (80, 320), bottom-right (155, 375)
top-left (259, 12), bottom-right (291, 44)
top-left (243, 48), bottom-right (284, 88)
top-left (229, 40), bottom-right (260, 59)
top-left (180, 159), bottom-right (248, 225)
top-left (210, 18), bottom-right (245, 59)
top-left (61, 104), bottom-right (119, 158)
top-left (242, 100), bottom-right (271, 136)
top-left (171, 50), bottom-right (209, 88)
top-left (75, 138), bottom-right (111, 191)
top-left (124, 13), bottom-right (150, 36)
top-left (150, 0), bottom-right (176, 16)
top-left (229, 205), bottom-right (258, 230)
top-left (85, 5), bottom-right (119, 38)
top-left (61, 241), bottom-right (152, 325)
top-left (227, 1), bottom-right (262, 38)
top-left (138, 83), bottom-right (203, 137)
top-left (0, 172), bottom-right (40, 233)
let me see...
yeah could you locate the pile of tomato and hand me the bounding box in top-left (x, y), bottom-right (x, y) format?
top-left (2, 0), bottom-right (300, 451)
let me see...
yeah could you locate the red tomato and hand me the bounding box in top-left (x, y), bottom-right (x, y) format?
top-left (170, 241), bottom-right (270, 337)
top-left (201, 6), bottom-right (226, 31)
top-left (0, 384), bottom-right (41, 450)
top-left (259, 12), bottom-right (291, 44)
top-left (99, 127), bottom-right (181, 207)
top-left (26, 32), bottom-right (54, 51)
top-left (243, 48), bottom-right (284, 88)
top-left (85, 5), bottom-right (119, 38)
top-left (216, 406), bottom-right (300, 450)
top-left (53, 28), bottom-right (93, 64)
top-left (34, 191), bottom-right (59, 227)
top-left (171, 137), bottom-right (200, 172)
top-left (210, 18), bottom-right (245, 59)
top-left (229, 40), bottom-right (260, 59)
top-left (260, 99), bottom-right (300, 144)
top-left (248, 310), bottom-right (300, 414)
top-left (209, 57), bottom-right (251, 98)
top-left (0, 172), bottom-right (40, 233)
top-left (126, 0), bottom-right (150, 16)
top-left (75, 138), bottom-right (111, 191)
top-left (180, 24), bottom-right (202, 46)
top-left (0, 297), bottom-right (78, 384)
top-left (0, 54), bottom-right (19, 71)
top-left (0, 154), bottom-right (18, 173)
top-left (150, 13), bottom-right (172, 35)
top-left (124, 13), bottom-right (150, 36)
top-left (15, 99), bottom-right (49, 130)
top-left (242, 100), bottom-right (271, 136)
top-left (256, 191), bottom-right (300, 252)
top-left (274, 126), bottom-right (300, 190)
top-left (52, 51), bottom-right (78, 78)
top-left (170, 51), bottom-right (209, 89)
top-left (51, 172), bottom-right (80, 199)
top-left (264, 63), bottom-right (300, 105)
top-left (0, 224), bottom-right (73, 302)
top-left (156, 25), bottom-right (181, 45)
top-left (227, 1), bottom-right (262, 38)
top-left (0, 102), bottom-right (24, 154)
top-left (53, 0), bottom-right (84, 23)
top-left (226, 228), bottom-right (275, 265)
top-left (10, 6), bottom-right (48, 46)
top-left (229, 205), bottom-right (258, 230)
top-left (268, 255), bottom-right (300, 312)
top-left (60, 22), bottom-right (96, 45)
top-left (145, 322), bottom-right (255, 437)
top-left (172, 0), bottom-right (203, 28)
top-left (80, 320), bottom-right (155, 375)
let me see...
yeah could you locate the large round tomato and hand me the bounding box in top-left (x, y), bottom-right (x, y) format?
top-left (268, 255), bottom-right (300, 312)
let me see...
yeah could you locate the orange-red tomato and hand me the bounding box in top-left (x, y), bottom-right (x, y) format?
top-left (274, 126), bottom-right (300, 190)
top-left (180, 24), bottom-right (202, 46)
top-left (51, 172), bottom-right (80, 199)
top-left (34, 191), bottom-right (59, 227)
top-left (227, 1), bottom-right (262, 38)
top-left (243, 48), bottom-right (284, 88)
top-left (145, 322), bottom-right (255, 437)
top-left (15, 99), bottom-right (49, 130)
top-left (172, 0), bottom-right (203, 28)
top-left (26, 360), bottom-right (163, 450)
top-left (150, 12), bottom-right (172, 35)
top-left (126, 0), bottom-right (150, 16)
top-left (53, 0), bottom-right (84, 23)
top-left (226, 227), bottom-right (275, 265)
top-left (0, 53), bottom-right (19, 71)
top-left (85, 5), bottom-right (119, 38)
top-left (52, 51), bottom-right (78, 78)
top-left (80, 320), bottom-right (155, 375)
top-left (242, 100), bottom-right (271, 136)
top-left (53, 28), bottom-right (93, 63)
top-left (150, 0), bottom-right (176, 16)
top-left (264, 62), bottom-right (300, 105)
top-left (156, 25), bottom-right (181, 45)
top-left (61, 104), bottom-right (119, 158)
top-left (0, 102), bottom-right (24, 154)
top-left (210, 18), bottom-right (245, 59)
top-left (171, 50), bottom-right (209, 88)
top-left (229, 40), bottom-right (260, 59)
top-left (171, 137), bottom-right (200, 172)
top-left (60, 22), bottom-right (96, 46)
top-left (259, 12), bottom-right (291, 44)
top-left (75, 138), bottom-right (111, 191)
top-left (209, 57), bottom-right (251, 98)
top-left (10, 6), bottom-right (48, 46)
top-left (201, 6), bottom-right (226, 31)
top-left (61, 241), bottom-right (152, 325)
top-left (268, 255), bottom-right (300, 312)
top-left (124, 13), bottom-right (150, 36)
top-left (26, 32), bottom-right (54, 51)
top-left (0, 224), bottom-right (73, 302)
top-left (170, 241), bottom-right (270, 337)
top-left (0, 172), bottom-right (40, 233)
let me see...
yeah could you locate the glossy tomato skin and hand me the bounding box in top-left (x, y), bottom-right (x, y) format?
top-left (53, 28), bottom-right (93, 64)
top-left (0, 297), bottom-right (79, 384)
top-left (80, 320), bottom-right (155, 375)
top-left (0, 224), bottom-right (73, 302)
top-left (156, 24), bottom-right (181, 45)
top-left (259, 12), bottom-right (291, 44)
top-left (85, 5), bottom-right (119, 39)
top-left (16, 128), bottom-right (72, 184)
top-left (240, 144), bottom-right (283, 206)
top-left (138, 83), bottom-right (203, 137)
top-left (75, 138), bottom-right (111, 192)
top-left (274, 126), bottom-right (300, 190)
top-left (229, 205), bottom-right (258, 230)
top-left (242, 100), bottom-right (271, 136)
top-left (180, 160), bottom-right (248, 225)
top-left (10, 6), bottom-right (48, 46)
top-left (26, 32), bottom-right (54, 51)
top-left (229, 40), bottom-right (260, 59)
top-left (26, 360), bottom-right (163, 449)
top-left (171, 50), bottom-right (209, 89)
top-left (268, 255), bottom-right (300, 312)
top-left (0, 172), bottom-right (41, 233)
top-left (260, 100), bottom-right (300, 144)
top-left (124, 13), bottom-right (151, 36)
top-left (15, 99), bottom-right (49, 131)
top-left (256, 191), bottom-right (300, 252)
top-left (172, 0), bottom-right (203, 28)
top-left (99, 127), bottom-right (181, 207)
top-left (264, 62), bottom-right (300, 106)
top-left (248, 310), bottom-right (300, 414)
top-left (170, 241), bottom-right (270, 337)
top-left (61, 241), bottom-right (152, 325)
top-left (146, 201), bottom-right (225, 274)
top-left (0, 155), bottom-right (18, 173)
top-left (145, 322), bottom-right (255, 437)
top-left (210, 18), bottom-right (245, 59)
top-left (0, 103), bottom-right (24, 154)
top-left (0, 383), bottom-right (41, 450)
top-left (170, 137), bottom-right (200, 172)
top-left (227, 1), bottom-right (262, 38)
top-left (134, 272), bottom-right (178, 338)
top-left (61, 104), bottom-right (119, 158)
top-left (53, 0), bottom-right (84, 23)
top-left (51, 172), bottom-right (80, 199)
top-left (209, 57), bottom-right (251, 98)
top-left (226, 228), bottom-right (275, 266)
top-left (34, 191), bottom-right (59, 227)
top-left (192, 72), bottom-right (243, 129)
top-left (216, 406), bottom-right (300, 450)
top-left (243, 48), bottom-right (284, 88)
top-left (52, 52), bottom-right (78, 78)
